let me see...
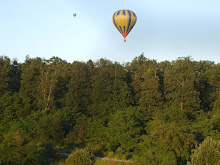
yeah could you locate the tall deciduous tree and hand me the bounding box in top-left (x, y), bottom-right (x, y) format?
top-left (66, 61), bottom-right (92, 114)
top-left (207, 64), bottom-right (220, 133)
top-left (139, 60), bottom-right (162, 113)
top-left (89, 59), bottom-right (131, 118)
top-left (0, 56), bottom-right (10, 96)
top-left (37, 57), bottom-right (66, 111)
top-left (207, 64), bottom-right (220, 111)
top-left (126, 54), bottom-right (148, 105)
top-left (194, 61), bottom-right (214, 111)
top-left (164, 57), bottom-right (200, 112)
top-left (19, 56), bottom-right (42, 116)
top-left (8, 59), bottom-right (21, 93)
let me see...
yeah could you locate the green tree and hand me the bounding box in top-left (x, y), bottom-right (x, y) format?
top-left (164, 57), bottom-right (200, 112)
top-left (107, 107), bottom-right (144, 155)
top-left (0, 131), bottom-right (26, 164)
top-left (89, 59), bottom-right (131, 118)
top-left (0, 130), bottom-right (56, 165)
top-left (139, 60), bottom-right (162, 116)
top-left (207, 64), bottom-right (220, 111)
top-left (0, 93), bottom-right (23, 140)
top-left (19, 56), bottom-right (43, 116)
top-left (0, 56), bottom-right (10, 96)
top-left (65, 61), bottom-right (92, 114)
top-left (65, 148), bottom-right (94, 165)
top-left (65, 115), bottom-right (87, 145)
top-left (207, 64), bottom-right (220, 134)
top-left (187, 137), bottom-right (220, 165)
top-left (86, 119), bottom-right (108, 145)
top-left (146, 115), bottom-right (197, 164)
top-left (8, 59), bottom-right (21, 93)
top-left (36, 111), bottom-right (65, 144)
top-left (135, 136), bottom-right (177, 165)
top-left (37, 57), bottom-right (66, 111)
top-left (194, 61), bottom-right (214, 111)
top-left (53, 58), bottom-right (70, 109)
top-left (126, 54), bottom-right (149, 105)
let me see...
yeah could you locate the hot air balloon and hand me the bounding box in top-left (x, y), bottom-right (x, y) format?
top-left (112, 10), bottom-right (137, 42)
top-left (73, 13), bottom-right (76, 17)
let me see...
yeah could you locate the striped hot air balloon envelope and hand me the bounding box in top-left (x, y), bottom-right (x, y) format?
top-left (112, 10), bottom-right (137, 42)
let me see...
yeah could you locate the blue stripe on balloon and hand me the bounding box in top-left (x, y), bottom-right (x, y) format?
top-left (119, 26), bottom-right (123, 33)
top-left (123, 26), bottom-right (126, 33)
top-left (113, 13), bottom-right (121, 33)
top-left (117, 10), bottom-right (121, 15)
top-left (128, 26), bottom-right (133, 33)
top-left (127, 10), bottom-right (131, 33)
top-left (132, 11), bottom-right (136, 17)
top-left (123, 10), bottom-right (126, 16)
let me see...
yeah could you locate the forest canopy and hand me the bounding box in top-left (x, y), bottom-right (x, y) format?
top-left (0, 55), bottom-right (219, 165)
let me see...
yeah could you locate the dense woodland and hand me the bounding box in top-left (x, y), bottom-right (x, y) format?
top-left (0, 55), bottom-right (219, 165)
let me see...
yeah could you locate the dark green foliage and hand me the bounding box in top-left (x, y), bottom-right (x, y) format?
top-left (87, 59), bottom-right (131, 119)
top-left (0, 55), bottom-right (219, 164)
top-left (19, 56), bottom-right (43, 116)
top-left (107, 107), bottom-right (144, 154)
top-left (164, 57), bottom-right (200, 112)
top-left (135, 138), bottom-right (177, 165)
top-left (194, 61), bottom-right (215, 111)
top-left (126, 54), bottom-right (149, 105)
top-left (65, 115), bottom-right (87, 145)
top-left (0, 130), bottom-right (55, 165)
top-left (191, 113), bottom-right (220, 142)
top-left (146, 119), bottom-right (197, 163)
top-left (0, 56), bottom-right (10, 96)
top-left (86, 119), bottom-right (108, 144)
top-left (66, 61), bottom-right (92, 114)
top-left (8, 59), bottom-right (21, 93)
top-left (36, 108), bottom-right (79, 144)
top-left (36, 111), bottom-right (65, 143)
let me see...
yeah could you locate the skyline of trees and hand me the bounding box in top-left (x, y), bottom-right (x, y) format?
top-left (0, 54), bottom-right (219, 164)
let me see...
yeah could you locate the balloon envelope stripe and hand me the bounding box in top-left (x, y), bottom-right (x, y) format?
top-left (132, 11), bottom-right (136, 17)
top-left (128, 26), bottom-right (133, 33)
top-left (127, 10), bottom-right (132, 33)
top-left (123, 10), bottom-right (126, 16)
top-left (113, 13), bottom-right (121, 33)
top-left (119, 26), bottom-right (123, 33)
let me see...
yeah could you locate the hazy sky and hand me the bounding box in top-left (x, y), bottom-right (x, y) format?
top-left (0, 0), bottom-right (220, 63)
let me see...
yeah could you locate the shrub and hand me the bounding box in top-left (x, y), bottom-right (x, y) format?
top-left (65, 148), bottom-right (94, 165)
top-left (187, 137), bottom-right (220, 165)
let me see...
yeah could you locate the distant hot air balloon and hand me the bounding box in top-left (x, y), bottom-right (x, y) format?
top-left (112, 10), bottom-right (137, 42)
top-left (73, 13), bottom-right (76, 17)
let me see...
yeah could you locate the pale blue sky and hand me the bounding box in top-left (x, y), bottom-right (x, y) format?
top-left (0, 0), bottom-right (220, 63)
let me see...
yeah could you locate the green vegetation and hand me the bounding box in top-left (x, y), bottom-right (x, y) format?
top-left (95, 159), bottom-right (132, 165)
top-left (0, 55), bottom-right (219, 164)
top-left (187, 137), bottom-right (220, 165)
top-left (65, 149), bottom-right (94, 165)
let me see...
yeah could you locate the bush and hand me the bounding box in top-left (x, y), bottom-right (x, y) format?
top-left (65, 148), bottom-right (94, 165)
top-left (187, 137), bottom-right (220, 165)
